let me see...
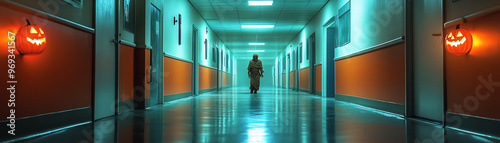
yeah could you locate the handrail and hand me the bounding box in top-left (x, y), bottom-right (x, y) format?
top-left (164, 53), bottom-right (194, 63)
top-left (199, 64), bottom-right (218, 70)
top-left (444, 5), bottom-right (500, 29)
top-left (136, 44), bottom-right (153, 49)
top-left (119, 39), bottom-right (137, 47)
top-left (1, 0), bottom-right (95, 34)
top-left (334, 37), bottom-right (404, 61)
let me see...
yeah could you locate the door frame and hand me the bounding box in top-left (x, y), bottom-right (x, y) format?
top-left (192, 25), bottom-right (199, 96)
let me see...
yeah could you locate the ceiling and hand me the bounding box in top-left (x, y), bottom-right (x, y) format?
top-left (189, 0), bottom-right (329, 59)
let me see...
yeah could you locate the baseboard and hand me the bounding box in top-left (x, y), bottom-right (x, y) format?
top-left (0, 107), bottom-right (92, 142)
top-left (118, 100), bottom-right (135, 113)
top-left (315, 91), bottom-right (322, 96)
top-left (446, 112), bottom-right (500, 138)
top-left (164, 92), bottom-right (193, 102)
top-left (335, 94), bottom-right (404, 115)
top-left (299, 89), bottom-right (309, 93)
top-left (145, 99), bottom-right (150, 108)
top-left (199, 88), bottom-right (217, 94)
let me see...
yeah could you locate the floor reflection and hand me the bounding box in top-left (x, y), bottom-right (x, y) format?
top-left (14, 87), bottom-right (500, 143)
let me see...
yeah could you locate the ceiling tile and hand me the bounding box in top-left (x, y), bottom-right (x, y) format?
top-left (191, 0), bottom-right (329, 59)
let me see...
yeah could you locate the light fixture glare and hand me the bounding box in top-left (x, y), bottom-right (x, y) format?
top-left (249, 43), bottom-right (265, 45)
top-left (248, 1), bottom-right (273, 6)
top-left (242, 25), bottom-right (275, 28)
top-left (247, 50), bottom-right (266, 52)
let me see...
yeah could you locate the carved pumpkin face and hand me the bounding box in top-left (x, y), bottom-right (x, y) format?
top-left (445, 29), bottom-right (472, 56)
top-left (15, 24), bottom-right (47, 54)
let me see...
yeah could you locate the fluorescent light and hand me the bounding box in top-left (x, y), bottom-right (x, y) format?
top-left (249, 43), bottom-right (265, 45)
top-left (248, 1), bottom-right (273, 6)
top-left (242, 25), bottom-right (274, 28)
top-left (247, 50), bottom-right (266, 53)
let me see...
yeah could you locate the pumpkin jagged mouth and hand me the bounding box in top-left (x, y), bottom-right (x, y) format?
top-left (446, 37), bottom-right (466, 47)
top-left (27, 37), bottom-right (46, 45)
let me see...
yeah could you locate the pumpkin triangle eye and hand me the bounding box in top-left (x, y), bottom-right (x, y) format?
top-left (448, 33), bottom-right (453, 38)
top-left (30, 27), bottom-right (38, 34)
top-left (457, 32), bottom-right (463, 37)
top-left (39, 28), bottom-right (44, 34)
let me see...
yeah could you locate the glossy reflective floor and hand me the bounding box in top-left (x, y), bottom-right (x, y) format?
top-left (12, 87), bottom-right (500, 143)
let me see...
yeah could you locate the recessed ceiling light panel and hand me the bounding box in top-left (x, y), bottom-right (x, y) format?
top-left (241, 25), bottom-right (275, 28)
top-left (249, 43), bottom-right (265, 45)
top-left (247, 50), bottom-right (266, 52)
top-left (248, 1), bottom-right (273, 6)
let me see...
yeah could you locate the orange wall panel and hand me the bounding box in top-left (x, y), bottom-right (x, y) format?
top-left (145, 49), bottom-right (151, 99)
top-left (0, 6), bottom-right (92, 119)
top-left (300, 68), bottom-right (310, 90)
top-left (199, 66), bottom-right (217, 90)
top-left (119, 44), bottom-right (135, 101)
top-left (223, 72), bottom-right (228, 86)
top-left (445, 12), bottom-right (500, 120)
top-left (335, 43), bottom-right (405, 104)
top-left (219, 71), bottom-right (222, 87)
top-left (315, 65), bottom-right (322, 92)
top-left (289, 71), bottom-right (295, 87)
top-left (164, 57), bottom-right (192, 95)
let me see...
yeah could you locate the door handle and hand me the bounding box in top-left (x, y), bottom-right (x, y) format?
top-left (111, 38), bottom-right (118, 44)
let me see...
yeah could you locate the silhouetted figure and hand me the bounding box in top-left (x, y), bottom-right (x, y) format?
top-left (248, 53), bottom-right (264, 94)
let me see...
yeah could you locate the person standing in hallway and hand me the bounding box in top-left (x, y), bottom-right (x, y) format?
top-left (248, 53), bottom-right (264, 94)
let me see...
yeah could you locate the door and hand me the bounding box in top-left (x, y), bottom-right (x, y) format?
top-left (95, 0), bottom-right (117, 120)
top-left (216, 47), bottom-right (220, 91)
top-left (294, 48), bottom-right (298, 91)
top-left (413, 0), bottom-right (444, 122)
top-left (308, 33), bottom-right (316, 94)
top-left (325, 24), bottom-right (337, 98)
top-left (297, 44), bottom-right (302, 91)
top-left (287, 53), bottom-right (290, 89)
top-left (193, 27), bottom-right (198, 95)
top-left (150, 4), bottom-right (161, 105)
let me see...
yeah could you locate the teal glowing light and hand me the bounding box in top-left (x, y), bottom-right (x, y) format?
top-left (242, 25), bottom-right (274, 28)
top-left (249, 43), bottom-right (265, 45)
top-left (248, 1), bottom-right (273, 6)
top-left (3, 121), bottom-right (91, 143)
top-left (247, 50), bottom-right (266, 53)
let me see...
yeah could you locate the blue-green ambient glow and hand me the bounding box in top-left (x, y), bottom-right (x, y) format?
top-left (248, 1), bottom-right (273, 6)
top-left (4, 121), bottom-right (91, 143)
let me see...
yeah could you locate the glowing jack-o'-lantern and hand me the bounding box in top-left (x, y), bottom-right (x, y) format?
top-left (445, 28), bottom-right (472, 56)
top-left (15, 20), bottom-right (47, 55)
